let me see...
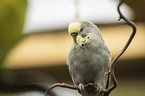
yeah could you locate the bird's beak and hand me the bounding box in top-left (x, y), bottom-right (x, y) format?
top-left (73, 36), bottom-right (78, 45)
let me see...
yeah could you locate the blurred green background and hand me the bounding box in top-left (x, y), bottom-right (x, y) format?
top-left (0, 0), bottom-right (145, 96)
top-left (0, 0), bottom-right (27, 66)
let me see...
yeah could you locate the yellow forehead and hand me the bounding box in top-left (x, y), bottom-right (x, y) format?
top-left (68, 22), bottom-right (81, 34)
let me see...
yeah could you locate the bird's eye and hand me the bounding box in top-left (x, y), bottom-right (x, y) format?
top-left (80, 28), bottom-right (84, 31)
top-left (71, 32), bottom-right (78, 37)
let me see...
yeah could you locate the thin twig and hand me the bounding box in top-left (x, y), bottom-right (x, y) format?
top-left (111, 0), bottom-right (136, 70)
top-left (104, 0), bottom-right (136, 95)
top-left (44, 83), bottom-right (79, 96)
top-left (103, 70), bottom-right (118, 96)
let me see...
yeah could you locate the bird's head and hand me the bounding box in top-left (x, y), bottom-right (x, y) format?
top-left (68, 21), bottom-right (99, 48)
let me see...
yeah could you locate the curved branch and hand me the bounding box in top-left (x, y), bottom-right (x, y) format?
top-left (111, 0), bottom-right (136, 70)
top-left (105, 0), bottom-right (136, 95)
top-left (45, 83), bottom-right (79, 96)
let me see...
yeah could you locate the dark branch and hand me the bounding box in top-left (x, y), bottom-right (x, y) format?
top-left (104, 0), bottom-right (137, 95)
top-left (45, 83), bottom-right (79, 96)
top-left (103, 71), bottom-right (118, 96)
top-left (111, 0), bottom-right (136, 68)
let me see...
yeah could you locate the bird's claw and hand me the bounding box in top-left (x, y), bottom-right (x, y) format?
top-left (78, 83), bottom-right (85, 94)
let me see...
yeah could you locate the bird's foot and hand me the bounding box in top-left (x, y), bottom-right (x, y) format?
top-left (78, 83), bottom-right (85, 94)
top-left (97, 88), bottom-right (104, 96)
top-left (97, 87), bottom-right (102, 93)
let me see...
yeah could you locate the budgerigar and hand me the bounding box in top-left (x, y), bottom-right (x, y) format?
top-left (67, 21), bottom-right (111, 96)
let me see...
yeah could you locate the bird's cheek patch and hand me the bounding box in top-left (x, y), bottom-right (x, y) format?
top-left (77, 35), bottom-right (86, 48)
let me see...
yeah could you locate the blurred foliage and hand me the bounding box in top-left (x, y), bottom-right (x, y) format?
top-left (0, 0), bottom-right (27, 66)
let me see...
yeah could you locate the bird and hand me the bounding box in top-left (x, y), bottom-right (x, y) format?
top-left (67, 21), bottom-right (111, 96)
